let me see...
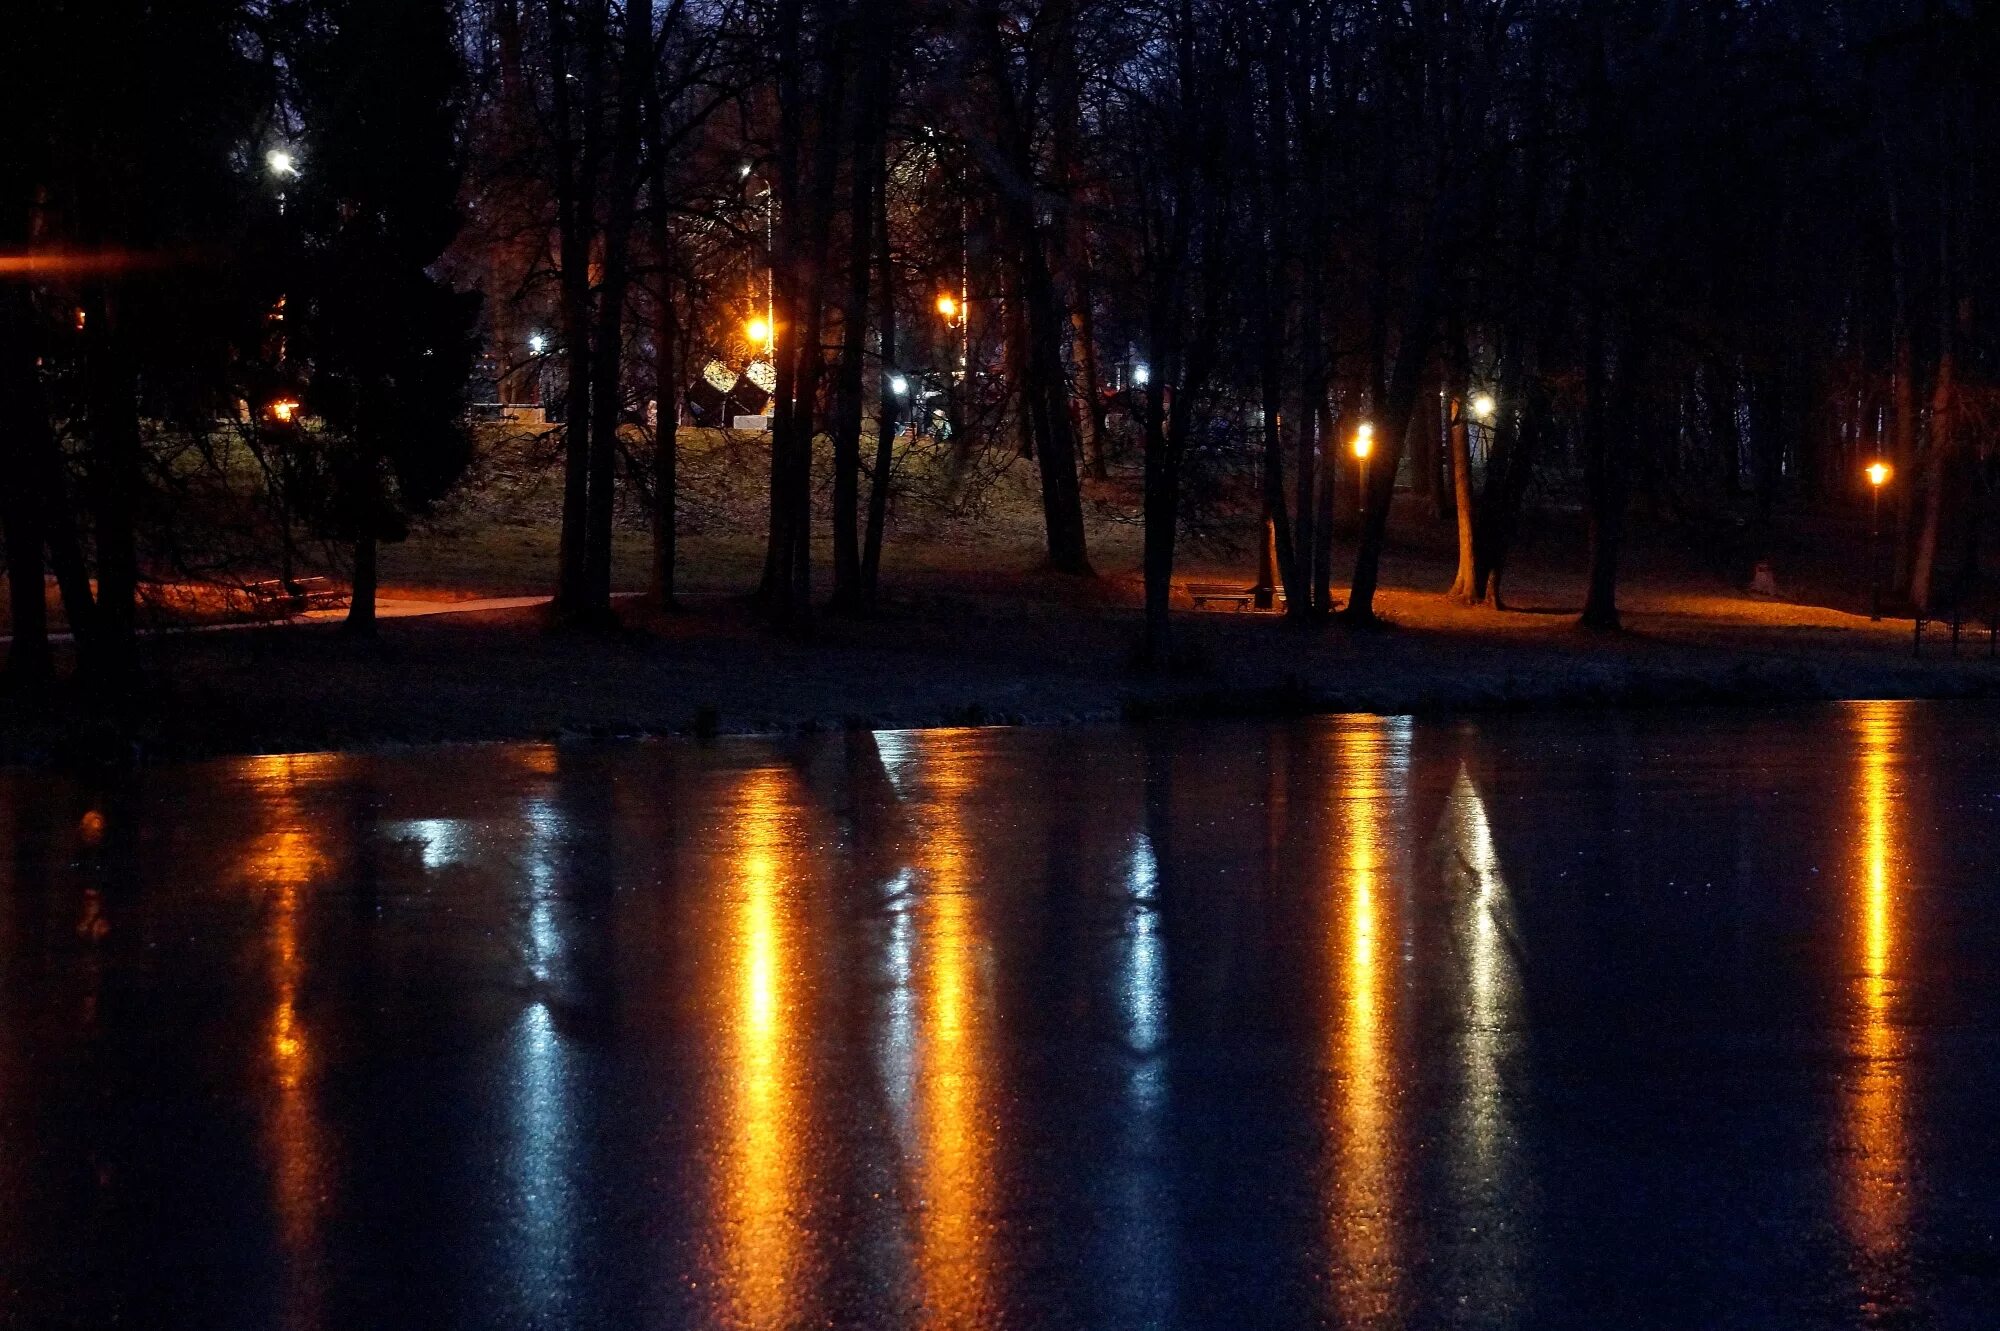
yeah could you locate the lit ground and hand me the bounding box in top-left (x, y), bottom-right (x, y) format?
top-left (4, 426), bottom-right (1989, 764)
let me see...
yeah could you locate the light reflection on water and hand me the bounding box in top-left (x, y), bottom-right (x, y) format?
top-left (904, 734), bottom-right (997, 1329)
top-left (1439, 756), bottom-right (1527, 1316)
top-left (1326, 718), bottom-right (1410, 1326)
top-left (1845, 699), bottom-right (1910, 1319)
top-left (713, 765), bottom-right (808, 1331)
top-left (2, 707), bottom-right (1995, 1329)
top-left (239, 753), bottom-right (336, 1331)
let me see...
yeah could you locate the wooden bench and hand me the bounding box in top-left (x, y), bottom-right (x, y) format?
top-left (1187, 583), bottom-right (1282, 611)
top-left (1914, 576), bottom-right (2000, 659)
top-left (246, 577), bottom-right (350, 616)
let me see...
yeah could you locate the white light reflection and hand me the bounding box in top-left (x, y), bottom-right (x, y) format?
top-left (522, 796), bottom-right (562, 985)
top-left (881, 868), bottom-right (919, 1150)
top-left (1437, 760), bottom-right (1526, 1308)
top-left (1106, 826), bottom-right (1174, 1325)
top-left (509, 999), bottom-right (577, 1317)
top-left (873, 730), bottom-right (918, 799)
top-left (1123, 832), bottom-right (1166, 1059)
top-left (392, 817), bottom-right (470, 871)
top-left (507, 784), bottom-right (577, 1322)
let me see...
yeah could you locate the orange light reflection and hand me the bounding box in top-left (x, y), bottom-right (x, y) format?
top-left (715, 767), bottom-right (805, 1331)
top-left (1327, 720), bottom-right (1402, 1324)
top-left (240, 753), bottom-right (335, 1327)
top-left (908, 736), bottom-right (995, 1328)
top-left (1845, 700), bottom-right (1909, 1308)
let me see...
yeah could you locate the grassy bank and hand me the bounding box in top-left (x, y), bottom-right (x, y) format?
top-left (5, 555), bottom-right (1993, 768)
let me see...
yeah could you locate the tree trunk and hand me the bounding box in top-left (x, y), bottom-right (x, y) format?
top-left (648, 270), bottom-right (678, 607)
top-left (760, 0), bottom-right (846, 622)
top-left (973, 9), bottom-right (1090, 576)
top-left (346, 533), bottom-right (378, 635)
top-left (1447, 389), bottom-right (1478, 601)
top-left (1343, 297), bottom-right (1441, 622)
top-left (1260, 371), bottom-right (1300, 611)
top-left (1473, 380), bottom-right (1543, 608)
top-left (1581, 310), bottom-right (1642, 632)
top-left (550, 0), bottom-right (605, 618)
top-left (861, 135), bottom-right (897, 603)
top-left (1312, 399), bottom-right (1338, 613)
top-left (578, 0), bottom-right (651, 623)
top-left (828, 64), bottom-right (881, 611)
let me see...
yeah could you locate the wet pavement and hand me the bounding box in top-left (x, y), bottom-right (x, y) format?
top-left (3, 702), bottom-right (2000, 1328)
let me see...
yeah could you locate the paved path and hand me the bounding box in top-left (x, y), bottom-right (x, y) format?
top-left (0, 591), bottom-right (646, 645)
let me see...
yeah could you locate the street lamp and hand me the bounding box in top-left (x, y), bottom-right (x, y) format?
top-left (889, 373), bottom-right (909, 397)
top-left (745, 315), bottom-right (773, 352)
top-left (1867, 461), bottom-right (1892, 621)
top-left (935, 293), bottom-right (958, 321)
top-left (527, 332), bottom-right (547, 355)
top-left (1471, 392), bottom-right (1496, 422)
top-left (1132, 363), bottom-right (1151, 388)
top-left (267, 398), bottom-right (300, 424)
top-left (266, 149), bottom-right (299, 178)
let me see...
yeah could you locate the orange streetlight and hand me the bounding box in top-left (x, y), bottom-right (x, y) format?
top-left (1867, 461), bottom-right (1892, 621)
top-left (268, 398), bottom-right (300, 424)
top-left (745, 316), bottom-right (772, 351)
top-left (935, 292), bottom-right (959, 321)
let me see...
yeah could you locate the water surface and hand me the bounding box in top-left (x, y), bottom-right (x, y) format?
top-left (4, 703), bottom-right (2000, 1328)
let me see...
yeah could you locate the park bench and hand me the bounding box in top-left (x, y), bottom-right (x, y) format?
top-left (1913, 574), bottom-right (2000, 659)
top-left (246, 577), bottom-right (349, 617)
top-left (1187, 583), bottom-right (1283, 611)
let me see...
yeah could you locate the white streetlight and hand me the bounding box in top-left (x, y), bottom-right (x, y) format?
top-left (1133, 363), bottom-right (1151, 387)
top-left (889, 374), bottom-right (909, 397)
top-left (528, 332), bottom-right (548, 355)
top-left (1471, 392), bottom-right (1497, 421)
top-left (267, 149), bottom-right (299, 178)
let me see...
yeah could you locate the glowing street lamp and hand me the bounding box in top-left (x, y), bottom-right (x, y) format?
top-left (1353, 422), bottom-right (1376, 521)
top-left (527, 332), bottom-right (548, 355)
top-left (266, 149), bottom-right (299, 178)
top-left (1471, 392), bottom-right (1497, 422)
top-left (267, 398), bottom-right (300, 424)
top-left (889, 373), bottom-right (909, 397)
top-left (1132, 363), bottom-right (1151, 388)
top-left (1867, 461), bottom-right (1892, 621)
top-left (935, 293), bottom-right (959, 322)
top-left (745, 315), bottom-right (773, 351)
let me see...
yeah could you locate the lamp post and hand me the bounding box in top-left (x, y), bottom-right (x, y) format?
top-left (1867, 461), bottom-right (1891, 621)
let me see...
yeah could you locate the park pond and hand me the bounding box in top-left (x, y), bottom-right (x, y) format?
top-left (3, 703), bottom-right (2000, 1328)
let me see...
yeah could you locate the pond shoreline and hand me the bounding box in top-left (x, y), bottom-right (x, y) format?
top-left (5, 586), bottom-right (1996, 769)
